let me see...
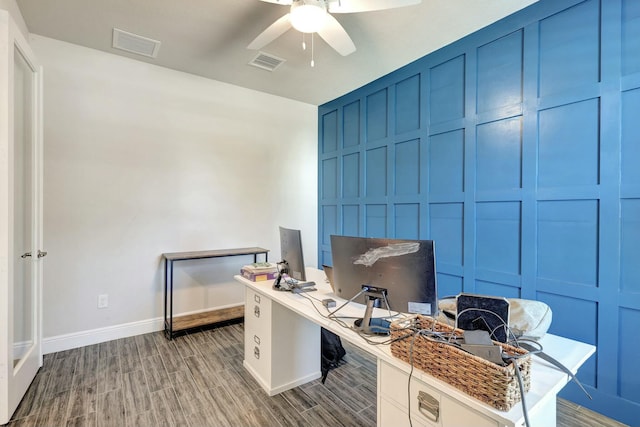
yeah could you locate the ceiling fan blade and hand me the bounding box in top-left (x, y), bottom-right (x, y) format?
top-left (328, 0), bottom-right (421, 14)
top-left (317, 14), bottom-right (356, 56)
top-left (258, 0), bottom-right (293, 4)
top-left (247, 13), bottom-right (293, 50)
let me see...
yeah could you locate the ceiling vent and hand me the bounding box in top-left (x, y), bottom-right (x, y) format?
top-left (112, 28), bottom-right (161, 58)
top-left (249, 52), bottom-right (286, 72)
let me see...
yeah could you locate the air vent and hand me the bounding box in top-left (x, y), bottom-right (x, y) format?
top-left (249, 52), bottom-right (286, 72)
top-left (112, 28), bottom-right (161, 58)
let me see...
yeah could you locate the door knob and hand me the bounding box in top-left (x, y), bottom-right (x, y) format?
top-left (37, 250), bottom-right (48, 258)
top-left (21, 252), bottom-right (32, 258)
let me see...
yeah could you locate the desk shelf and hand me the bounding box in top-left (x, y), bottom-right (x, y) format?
top-left (163, 247), bottom-right (269, 339)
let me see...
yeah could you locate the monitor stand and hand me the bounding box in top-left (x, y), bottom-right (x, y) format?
top-left (353, 286), bottom-right (391, 335)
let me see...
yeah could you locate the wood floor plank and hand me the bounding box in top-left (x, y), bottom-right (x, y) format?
top-left (301, 404), bottom-right (346, 427)
top-left (141, 354), bottom-right (171, 393)
top-left (150, 387), bottom-right (189, 427)
top-left (66, 413), bottom-right (97, 427)
top-left (207, 385), bottom-right (260, 425)
top-left (98, 340), bottom-right (119, 360)
top-left (45, 354), bottom-right (78, 398)
top-left (74, 344), bottom-right (99, 387)
top-left (96, 355), bottom-right (122, 394)
top-left (125, 409), bottom-right (157, 427)
top-left (96, 389), bottom-right (125, 427)
top-left (118, 337), bottom-right (142, 374)
top-left (134, 333), bottom-right (158, 358)
top-left (35, 391), bottom-right (71, 427)
top-left (122, 369), bottom-right (152, 416)
top-left (304, 382), bottom-right (374, 427)
top-left (155, 338), bottom-right (188, 374)
top-left (183, 355), bottom-right (217, 391)
top-left (256, 390), bottom-right (310, 427)
top-left (67, 384), bottom-right (97, 419)
top-left (281, 386), bottom-right (318, 412)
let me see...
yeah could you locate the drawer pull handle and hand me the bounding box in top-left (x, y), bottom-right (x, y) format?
top-left (254, 305), bottom-right (260, 318)
top-left (417, 391), bottom-right (439, 422)
top-left (254, 294), bottom-right (261, 304)
top-left (254, 335), bottom-right (260, 345)
top-left (254, 346), bottom-right (260, 359)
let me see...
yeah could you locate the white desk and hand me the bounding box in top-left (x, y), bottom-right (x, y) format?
top-left (234, 268), bottom-right (595, 427)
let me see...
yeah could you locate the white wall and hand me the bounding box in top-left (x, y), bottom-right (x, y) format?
top-left (29, 35), bottom-right (318, 351)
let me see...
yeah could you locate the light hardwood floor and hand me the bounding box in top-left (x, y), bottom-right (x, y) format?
top-left (7, 322), bottom-right (627, 427)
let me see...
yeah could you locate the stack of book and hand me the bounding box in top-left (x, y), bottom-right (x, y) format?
top-left (240, 262), bottom-right (278, 282)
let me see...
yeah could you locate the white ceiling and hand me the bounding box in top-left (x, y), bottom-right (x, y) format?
top-left (16, 0), bottom-right (537, 106)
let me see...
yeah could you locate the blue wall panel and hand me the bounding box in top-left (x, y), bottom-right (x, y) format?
top-left (476, 31), bottom-right (523, 113)
top-left (437, 273), bottom-right (463, 298)
top-left (394, 203), bottom-right (420, 239)
top-left (429, 56), bottom-right (465, 124)
top-left (476, 202), bottom-right (521, 275)
top-left (538, 0), bottom-right (600, 96)
top-left (322, 205), bottom-right (337, 247)
top-left (621, 200), bottom-right (640, 293)
top-left (429, 130), bottom-right (465, 195)
top-left (321, 158), bottom-right (338, 199)
top-left (476, 281), bottom-right (521, 299)
top-left (621, 88), bottom-right (640, 193)
top-left (537, 200), bottom-right (599, 286)
top-left (365, 147), bottom-right (387, 197)
top-left (342, 153), bottom-right (360, 198)
top-left (619, 308), bottom-right (640, 401)
top-left (429, 203), bottom-right (464, 268)
top-left (343, 100), bottom-right (360, 148)
top-left (322, 110), bottom-right (337, 153)
top-left (366, 89), bottom-right (388, 141)
top-left (476, 117), bottom-right (522, 191)
top-left (394, 139), bottom-right (420, 196)
top-left (318, 0), bottom-right (640, 422)
top-left (622, 0), bottom-right (640, 76)
top-left (365, 204), bottom-right (386, 237)
top-left (538, 99), bottom-right (600, 188)
top-left (395, 75), bottom-right (421, 134)
top-left (343, 205), bottom-right (360, 237)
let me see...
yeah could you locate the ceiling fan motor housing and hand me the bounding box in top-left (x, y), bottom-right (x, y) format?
top-left (290, 0), bottom-right (328, 33)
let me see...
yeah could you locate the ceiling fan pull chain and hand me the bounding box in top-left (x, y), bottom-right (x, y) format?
top-left (302, 32), bottom-right (306, 50)
top-left (311, 32), bottom-right (315, 67)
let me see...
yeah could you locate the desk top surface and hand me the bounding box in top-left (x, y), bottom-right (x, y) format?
top-left (163, 247), bottom-right (269, 261)
top-left (235, 267), bottom-right (596, 427)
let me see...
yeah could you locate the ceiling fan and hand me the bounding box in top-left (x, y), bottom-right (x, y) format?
top-left (247, 0), bottom-right (422, 60)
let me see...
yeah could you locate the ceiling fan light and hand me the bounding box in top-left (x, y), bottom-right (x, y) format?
top-left (290, 1), bottom-right (327, 33)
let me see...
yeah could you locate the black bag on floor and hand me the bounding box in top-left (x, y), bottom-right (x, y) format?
top-left (320, 327), bottom-right (346, 383)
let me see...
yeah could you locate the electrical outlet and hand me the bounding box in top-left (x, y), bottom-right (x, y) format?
top-left (97, 294), bottom-right (108, 309)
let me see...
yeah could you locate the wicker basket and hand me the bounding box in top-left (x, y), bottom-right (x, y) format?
top-left (390, 315), bottom-right (531, 411)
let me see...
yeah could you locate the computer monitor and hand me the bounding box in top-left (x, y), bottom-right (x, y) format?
top-left (279, 226), bottom-right (306, 282)
top-left (330, 235), bottom-right (438, 320)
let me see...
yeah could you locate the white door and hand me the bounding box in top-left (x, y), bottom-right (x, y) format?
top-left (0, 10), bottom-right (44, 425)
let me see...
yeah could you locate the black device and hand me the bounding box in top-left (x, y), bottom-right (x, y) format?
top-left (329, 235), bottom-right (438, 333)
top-left (456, 293), bottom-right (510, 343)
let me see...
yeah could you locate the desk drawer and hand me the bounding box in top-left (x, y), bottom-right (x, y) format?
top-left (379, 361), bottom-right (500, 427)
top-left (379, 361), bottom-right (441, 427)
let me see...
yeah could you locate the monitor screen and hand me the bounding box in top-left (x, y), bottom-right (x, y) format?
top-left (329, 235), bottom-right (438, 316)
top-left (279, 226), bottom-right (306, 282)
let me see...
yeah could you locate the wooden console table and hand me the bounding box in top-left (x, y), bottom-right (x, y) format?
top-left (163, 247), bottom-right (269, 339)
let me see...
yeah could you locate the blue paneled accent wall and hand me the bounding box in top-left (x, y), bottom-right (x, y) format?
top-left (318, 0), bottom-right (640, 423)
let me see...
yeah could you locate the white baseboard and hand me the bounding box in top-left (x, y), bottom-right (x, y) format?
top-left (42, 317), bottom-right (164, 354)
top-left (42, 304), bottom-right (244, 354)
